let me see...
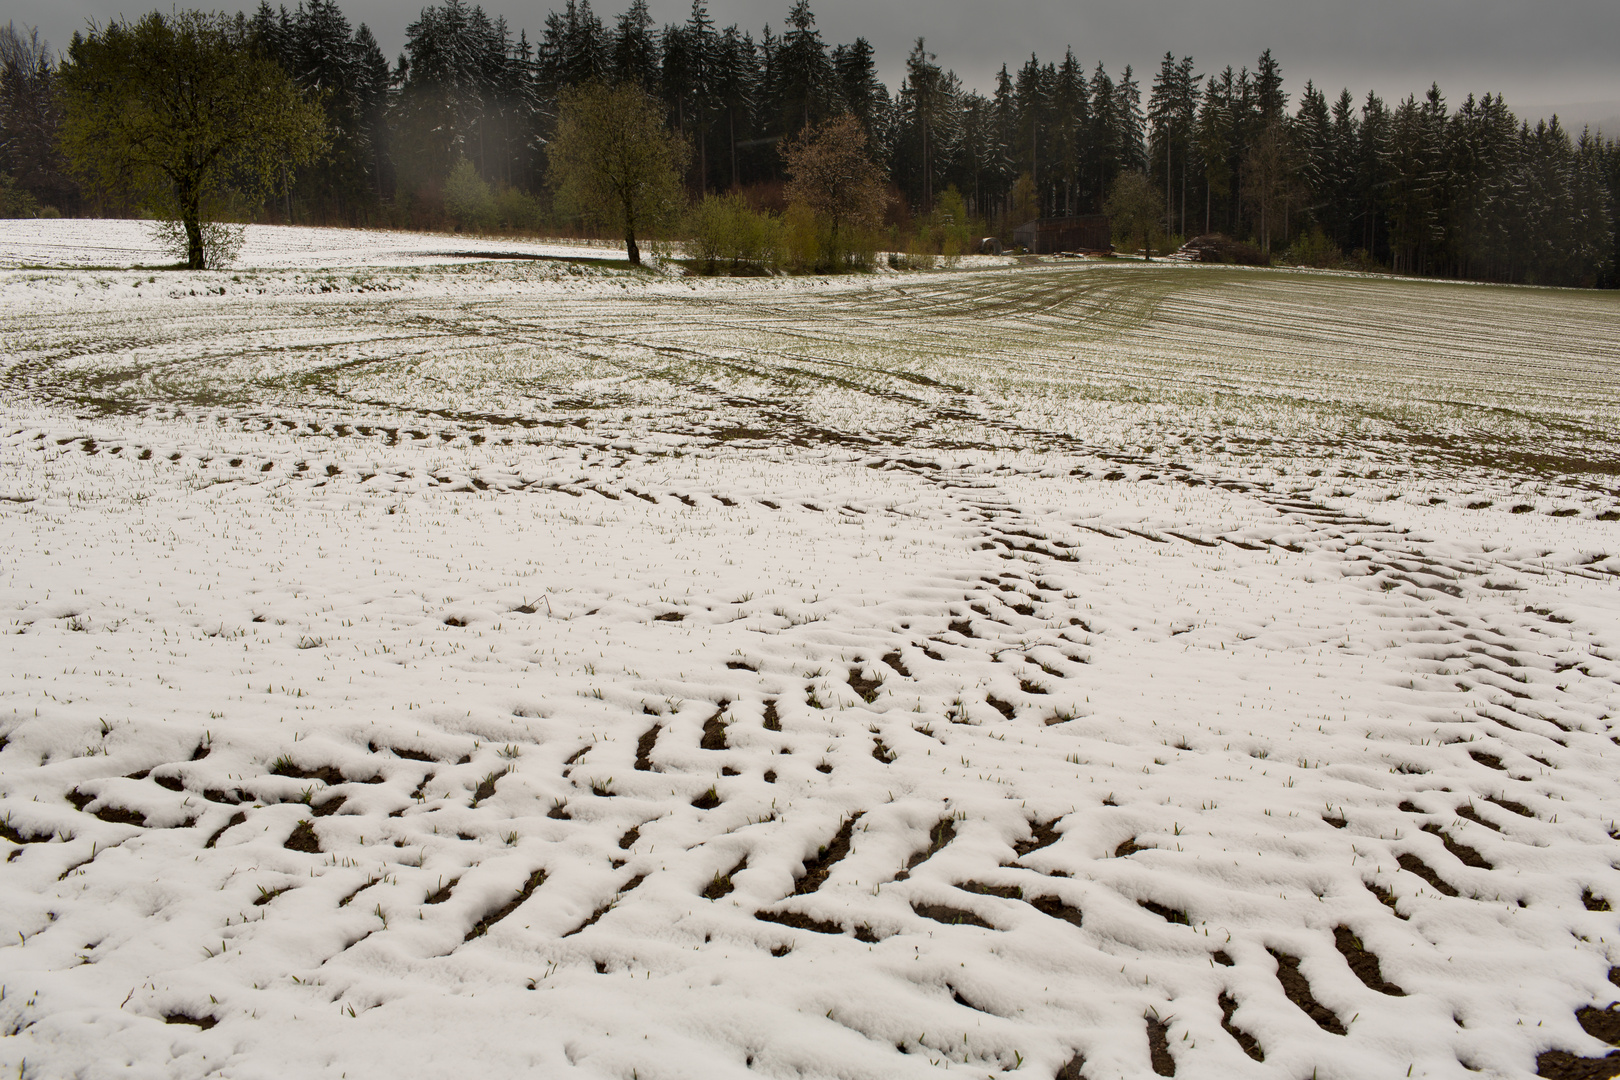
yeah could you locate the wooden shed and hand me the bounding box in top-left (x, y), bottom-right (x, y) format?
top-left (1012, 216), bottom-right (1112, 254)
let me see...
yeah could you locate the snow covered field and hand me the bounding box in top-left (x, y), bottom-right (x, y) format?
top-left (2, 220), bottom-right (1619, 1080)
top-left (0, 217), bottom-right (631, 270)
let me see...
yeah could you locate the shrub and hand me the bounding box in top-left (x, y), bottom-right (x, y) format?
top-left (444, 158), bottom-right (495, 232)
top-left (0, 173), bottom-right (39, 218)
top-left (492, 185), bottom-right (543, 233)
top-left (687, 193), bottom-right (781, 273)
top-left (781, 202), bottom-right (822, 272)
top-left (1286, 226), bottom-right (1347, 269)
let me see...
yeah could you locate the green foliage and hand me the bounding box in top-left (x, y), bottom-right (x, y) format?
top-left (1009, 173), bottom-right (1039, 230)
top-left (780, 202), bottom-right (823, 272)
top-left (899, 185), bottom-right (972, 266)
top-left (687, 193), bottom-right (781, 273)
top-left (444, 158), bottom-right (496, 232)
top-left (781, 112), bottom-right (889, 271)
top-left (0, 172), bottom-right (38, 217)
top-left (1105, 171), bottom-right (1166, 259)
top-left (492, 185), bottom-right (544, 233)
top-left (1285, 226), bottom-right (1347, 269)
top-left (56, 10), bottom-right (327, 267)
top-left (548, 82), bottom-right (689, 266)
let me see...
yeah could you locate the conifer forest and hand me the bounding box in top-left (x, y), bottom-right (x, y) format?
top-left (1, 0), bottom-right (1616, 286)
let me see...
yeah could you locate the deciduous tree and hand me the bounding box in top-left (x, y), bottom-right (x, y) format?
top-left (548, 81), bottom-right (689, 265)
top-left (780, 111), bottom-right (888, 268)
top-left (1104, 169), bottom-right (1163, 258)
top-left (57, 10), bottom-right (327, 268)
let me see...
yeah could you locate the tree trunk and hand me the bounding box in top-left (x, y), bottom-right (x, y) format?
top-left (181, 178), bottom-right (204, 269)
top-left (185, 215), bottom-right (204, 269)
top-left (1165, 141), bottom-right (1172, 236)
top-left (624, 196), bottom-right (640, 266)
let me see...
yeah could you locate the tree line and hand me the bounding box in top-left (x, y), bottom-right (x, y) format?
top-left (1, 3), bottom-right (1616, 285)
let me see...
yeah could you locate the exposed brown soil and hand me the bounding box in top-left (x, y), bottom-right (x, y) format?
top-left (1146, 1015), bottom-right (1176, 1075)
top-left (1014, 818), bottom-right (1062, 858)
top-left (1422, 824), bottom-right (1493, 868)
top-left (704, 857), bottom-right (746, 900)
top-left (1537, 1050), bottom-right (1620, 1079)
top-left (1268, 949), bottom-right (1347, 1034)
top-left (1055, 1054), bottom-right (1087, 1080)
top-left (0, 819), bottom-right (52, 844)
top-left (1218, 992), bottom-right (1264, 1060)
top-left (882, 650), bottom-right (911, 677)
top-left (701, 705), bottom-right (729, 751)
top-left (164, 1012), bottom-right (217, 1030)
top-left (958, 880), bottom-right (1023, 900)
top-left (311, 794), bottom-right (347, 818)
top-left (203, 811), bottom-right (246, 849)
top-left (1333, 926), bottom-right (1405, 995)
top-left (794, 814), bottom-right (862, 895)
top-left (897, 818), bottom-right (955, 880)
top-left (1030, 894), bottom-right (1084, 929)
top-left (1456, 804), bottom-right (1501, 832)
top-left (1139, 899), bottom-right (1189, 925)
top-left (1485, 794), bottom-right (1534, 817)
top-left (755, 909), bottom-right (843, 935)
top-left (284, 820), bottom-right (320, 853)
top-left (1366, 878), bottom-right (1410, 919)
top-left (635, 725), bottom-right (660, 770)
top-left (849, 668), bottom-right (882, 703)
top-left (463, 869), bottom-right (547, 941)
top-left (470, 768), bottom-right (506, 807)
top-left (762, 700), bottom-right (782, 732)
top-left (913, 902), bottom-right (993, 929)
top-left (1579, 1007), bottom-right (1620, 1045)
top-left (1398, 853), bottom-right (1460, 896)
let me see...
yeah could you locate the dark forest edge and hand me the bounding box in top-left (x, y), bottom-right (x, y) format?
top-left (1, 1), bottom-right (1615, 286)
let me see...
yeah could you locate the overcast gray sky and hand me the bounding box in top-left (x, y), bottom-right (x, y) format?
top-left (14, 0), bottom-right (1620, 133)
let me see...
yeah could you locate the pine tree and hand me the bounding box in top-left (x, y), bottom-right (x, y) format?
top-left (777, 0), bottom-right (832, 137)
top-left (685, 0), bottom-right (717, 192)
top-left (612, 0), bottom-right (659, 93)
top-left (832, 37), bottom-right (887, 153)
top-left (900, 38), bottom-right (954, 211)
top-left (1114, 65), bottom-right (1145, 173)
top-left (712, 26), bottom-right (755, 189)
top-left (1254, 48), bottom-right (1286, 120)
top-left (1049, 49), bottom-right (1089, 216)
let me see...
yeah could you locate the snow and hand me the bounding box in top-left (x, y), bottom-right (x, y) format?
top-left (2, 221), bottom-right (1619, 1080)
top-left (0, 217), bottom-right (632, 270)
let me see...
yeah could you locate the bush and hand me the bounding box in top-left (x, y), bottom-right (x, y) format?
top-left (0, 173), bottom-right (39, 218)
top-left (444, 158), bottom-right (496, 232)
top-left (781, 202), bottom-right (822, 272)
top-left (149, 218), bottom-right (244, 267)
top-left (492, 185), bottom-right (544, 233)
top-left (687, 193), bottom-right (781, 273)
top-left (1285, 226), bottom-right (1347, 269)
